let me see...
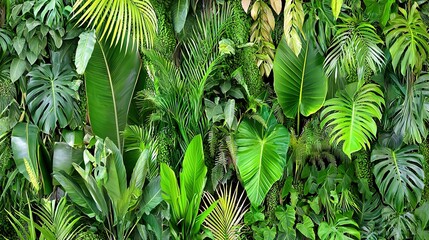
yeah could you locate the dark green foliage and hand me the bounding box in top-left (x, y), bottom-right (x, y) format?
top-left (0, 140), bottom-right (12, 177)
top-left (157, 127), bottom-right (176, 166)
top-left (0, 210), bottom-right (17, 240)
top-left (76, 230), bottom-right (104, 240)
top-left (227, 0), bottom-right (250, 45)
top-left (0, 78), bottom-right (15, 112)
top-left (420, 140), bottom-right (429, 202)
top-left (151, 0), bottom-right (176, 59)
top-left (354, 150), bottom-right (373, 188)
top-left (266, 182), bottom-right (280, 222)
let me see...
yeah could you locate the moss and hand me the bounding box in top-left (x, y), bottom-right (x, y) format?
top-left (0, 78), bottom-right (15, 113)
top-left (0, 139), bottom-right (12, 177)
top-left (226, 0), bottom-right (251, 45)
top-left (265, 182), bottom-right (280, 223)
top-left (151, 0), bottom-right (176, 59)
top-left (420, 141), bottom-right (429, 202)
top-left (157, 126), bottom-right (176, 166)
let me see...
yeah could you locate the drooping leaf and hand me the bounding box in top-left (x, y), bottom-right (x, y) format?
top-left (84, 39), bottom-right (142, 150)
top-left (371, 145), bottom-right (424, 212)
top-left (274, 37), bottom-right (327, 119)
top-left (283, 0), bottom-right (305, 56)
top-left (172, 0), bottom-right (190, 33)
top-left (320, 83), bottom-right (384, 158)
top-left (242, 0), bottom-right (251, 13)
top-left (270, 0), bottom-right (282, 15)
top-left (75, 30), bottom-right (96, 75)
top-left (236, 107), bottom-right (290, 206)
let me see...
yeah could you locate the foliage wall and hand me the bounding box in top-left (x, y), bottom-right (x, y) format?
top-left (1, 0), bottom-right (429, 239)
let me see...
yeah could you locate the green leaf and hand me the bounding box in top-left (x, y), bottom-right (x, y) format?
top-left (160, 163), bottom-right (180, 217)
top-left (13, 37), bottom-right (25, 55)
top-left (331, 0), bottom-right (343, 19)
top-left (371, 145), bottom-right (424, 212)
top-left (274, 38), bottom-right (327, 119)
top-left (10, 58), bottom-right (27, 82)
top-left (384, 3), bottom-right (429, 75)
top-left (318, 214), bottom-right (360, 240)
top-left (172, 0), bottom-right (190, 33)
top-left (52, 142), bottom-right (83, 175)
top-left (104, 138), bottom-right (127, 205)
top-left (224, 99), bottom-right (235, 129)
top-left (275, 206), bottom-right (296, 239)
top-left (140, 177), bottom-right (162, 215)
top-left (27, 59), bottom-right (80, 134)
top-left (297, 215), bottom-right (315, 240)
top-left (75, 30), bottom-right (96, 75)
top-left (84, 39), bottom-right (142, 150)
top-left (320, 83), bottom-right (384, 158)
top-left (181, 134), bottom-right (206, 202)
top-left (236, 107), bottom-right (290, 206)
top-left (11, 123), bottom-right (40, 191)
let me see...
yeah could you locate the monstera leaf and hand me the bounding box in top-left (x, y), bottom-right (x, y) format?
top-left (27, 53), bottom-right (81, 134)
top-left (384, 2), bottom-right (429, 75)
top-left (85, 39), bottom-right (142, 150)
top-left (320, 83), bottom-right (384, 158)
top-left (371, 145), bottom-right (424, 212)
top-left (273, 37), bottom-right (327, 121)
top-left (236, 107), bottom-right (290, 206)
top-left (318, 214), bottom-right (360, 240)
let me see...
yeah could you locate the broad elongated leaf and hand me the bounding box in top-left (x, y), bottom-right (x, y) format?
top-left (11, 122), bottom-right (40, 191)
top-left (85, 39), bottom-right (142, 149)
top-left (52, 142), bottom-right (83, 175)
top-left (104, 138), bottom-right (127, 205)
top-left (139, 177), bottom-right (162, 215)
top-left (320, 83), bottom-right (384, 158)
top-left (236, 107), bottom-right (290, 206)
top-left (384, 3), bottom-right (429, 75)
top-left (274, 37), bottom-right (327, 119)
top-left (75, 30), bottom-right (96, 75)
top-left (10, 58), bottom-right (27, 82)
top-left (27, 56), bottom-right (81, 134)
top-left (172, 0), bottom-right (189, 33)
top-left (318, 215), bottom-right (360, 240)
top-left (371, 145), bottom-right (424, 212)
top-left (181, 134), bottom-right (206, 202)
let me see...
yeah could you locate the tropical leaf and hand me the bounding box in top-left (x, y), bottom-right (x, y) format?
top-left (33, 0), bottom-right (65, 28)
top-left (75, 30), bottom-right (96, 75)
top-left (73, 0), bottom-right (157, 50)
top-left (297, 215), bottom-right (315, 240)
top-left (172, 0), bottom-right (190, 33)
top-left (139, 177), bottom-right (162, 216)
top-left (10, 58), bottom-right (27, 82)
top-left (324, 17), bottom-right (385, 81)
top-left (283, 0), bottom-right (305, 56)
top-left (364, 0), bottom-right (395, 26)
top-left (84, 39), bottom-right (142, 150)
top-left (331, 0), bottom-right (343, 19)
top-left (104, 138), bottom-right (127, 207)
top-left (236, 107), bottom-right (290, 206)
top-left (384, 2), bottom-right (429, 76)
top-left (318, 214), bottom-right (360, 240)
top-left (27, 53), bottom-right (81, 134)
top-left (274, 37), bottom-right (327, 120)
top-left (371, 145), bottom-right (424, 212)
top-left (52, 142), bottom-right (83, 176)
top-left (382, 206), bottom-right (416, 240)
top-left (202, 183), bottom-right (248, 240)
top-left (320, 82), bottom-right (384, 158)
top-left (11, 123), bottom-right (40, 192)
top-left (275, 205), bottom-right (296, 239)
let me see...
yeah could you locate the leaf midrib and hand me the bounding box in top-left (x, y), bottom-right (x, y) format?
top-left (98, 42), bottom-right (120, 146)
top-left (298, 42), bottom-right (309, 116)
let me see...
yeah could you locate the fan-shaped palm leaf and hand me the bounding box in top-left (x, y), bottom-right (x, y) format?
top-left (320, 82), bottom-right (384, 158)
top-left (371, 145), bottom-right (424, 212)
top-left (324, 17), bottom-right (385, 81)
top-left (72, 0), bottom-right (157, 50)
top-left (384, 2), bottom-right (429, 76)
top-left (236, 107), bottom-right (290, 206)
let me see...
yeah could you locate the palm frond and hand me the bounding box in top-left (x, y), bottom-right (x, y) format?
top-left (73, 0), bottom-right (158, 50)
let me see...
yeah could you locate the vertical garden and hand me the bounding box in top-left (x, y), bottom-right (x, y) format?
top-left (1, 0), bottom-right (429, 239)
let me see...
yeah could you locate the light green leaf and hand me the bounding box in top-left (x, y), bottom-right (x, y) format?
top-left (331, 0), bottom-right (343, 20)
top-left (224, 99), bottom-right (235, 128)
top-left (172, 0), bottom-right (190, 33)
top-left (10, 58), bottom-right (27, 82)
top-left (275, 206), bottom-right (296, 239)
top-left (75, 30), bottom-right (96, 75)
top-left (297, 215), bottom-right (315, 240)
top-left (236, 107), bottom-right (290, 206)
